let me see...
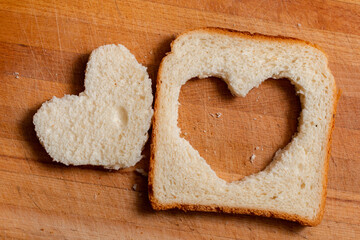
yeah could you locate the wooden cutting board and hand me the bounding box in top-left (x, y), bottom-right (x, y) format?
top-left (1, 0), bottom-right (359, 239)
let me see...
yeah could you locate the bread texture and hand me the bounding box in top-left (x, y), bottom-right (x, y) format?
top-left (33, 44), bottom-right (153, 169)
top-left (149, 28), bottom-right (338, 226)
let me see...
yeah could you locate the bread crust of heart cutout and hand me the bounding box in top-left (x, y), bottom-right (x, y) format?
top-left (34, 44), bottom-right (153, 169)
top-left (149, 28), bottom-right (339, 226)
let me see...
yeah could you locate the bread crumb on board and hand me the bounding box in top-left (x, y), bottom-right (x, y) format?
top-left (135, 168), bottom-right (148, 177)
top-left (94, 193), bottom-right (100, 200)
top-left (250, 154), bottom-right (256, 163)
top-left (14, 72), bottom-right (20, 79)
top-left (132, 184), bottom-right (138, 191)
top-left (210, 112), bottom-right (222, 118)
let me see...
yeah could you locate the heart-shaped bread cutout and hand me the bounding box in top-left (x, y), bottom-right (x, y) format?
top-left (178, 77), bottom-right (300, 182)
top-left (149, 28), bottom-right (337, 226)
top-left (34, 44), bottom-right (153, 169)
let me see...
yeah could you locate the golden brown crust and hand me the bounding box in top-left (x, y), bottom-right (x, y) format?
top-left (148, 43), bottom-right (166, 207)
top-left (312, 86), bottom-right (341, 225)
top-left (148, 27), bottom-right (338, 226)
top-left (151, 200), bottom-right (314, 226)
top-left (173, 27), bottom-right (326, 54)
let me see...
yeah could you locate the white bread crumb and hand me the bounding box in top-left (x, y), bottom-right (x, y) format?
top-left (132, 184), bottom-right (138, 191)
top-left (135, 168), bottom-right (148, 177)
top-left (250, 154), bottom-right (256, 163)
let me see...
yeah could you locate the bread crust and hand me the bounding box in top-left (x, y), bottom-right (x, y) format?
top-left (148, 27), bottom-right (338, 226)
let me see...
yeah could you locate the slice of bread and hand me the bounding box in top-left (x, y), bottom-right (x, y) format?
top-left (149, 28), bottom-right (338, 226)
top-left (33, 44), bottom-right (153, 169)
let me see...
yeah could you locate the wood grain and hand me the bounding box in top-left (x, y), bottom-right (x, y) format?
top-left (1, 0), bottom-right (360, 239)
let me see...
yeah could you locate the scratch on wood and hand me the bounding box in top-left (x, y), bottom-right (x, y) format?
top-left (32, 5), bottom-right (57, 83)
top-left (17, 14), bottom-right (45, 82)
top-left (53, 2), bottom-right (67, 82)
top-left (54, 6), bottom-right (62, 52)
top-left (26, 191), bottom-right (43, 212)
top-left (114, 0), bottom-right (122, 18)
top-left (330, 155), bottom-right (337, 167)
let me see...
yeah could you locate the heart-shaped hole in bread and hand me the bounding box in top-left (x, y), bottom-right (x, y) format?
top-left (179, 77), bottom-right (301, 182)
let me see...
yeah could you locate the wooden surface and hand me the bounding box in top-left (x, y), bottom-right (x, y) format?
top-left (1, 0), bottom-right (360, 239)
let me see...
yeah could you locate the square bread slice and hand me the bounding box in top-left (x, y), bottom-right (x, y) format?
top-left (149, 28), bottom-right (338, 226)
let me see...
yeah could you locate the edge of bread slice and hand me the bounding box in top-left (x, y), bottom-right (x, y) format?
top-left (149, 28), bottom-right (339, 226)
top-left (33, 44), bottom-right (153, 169)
